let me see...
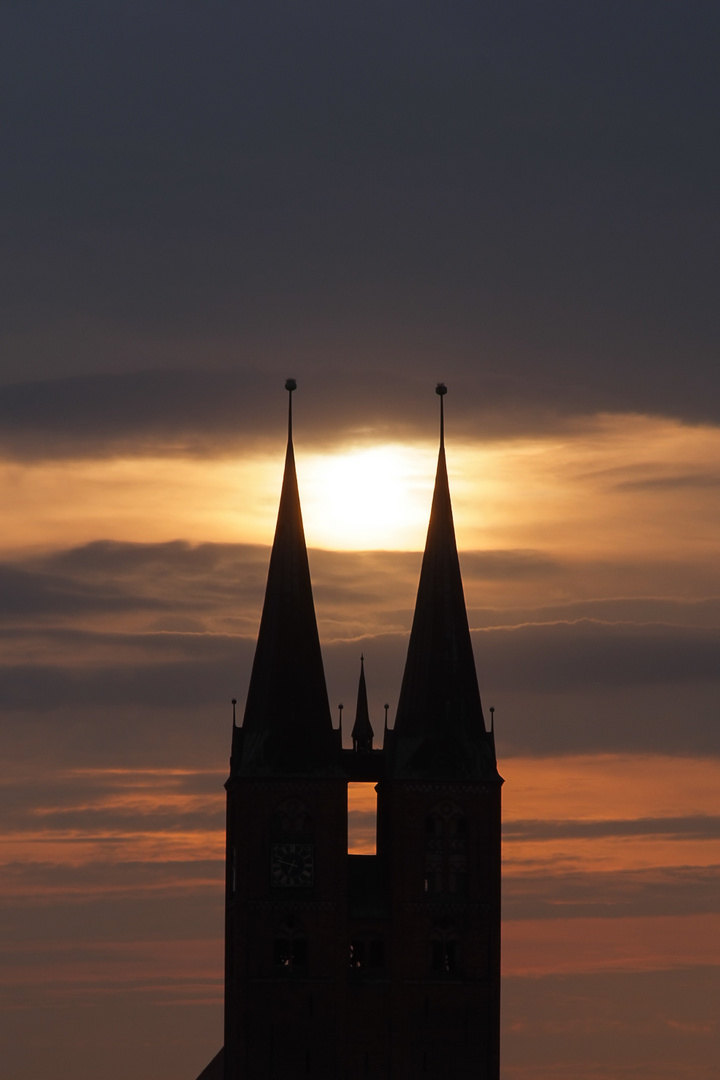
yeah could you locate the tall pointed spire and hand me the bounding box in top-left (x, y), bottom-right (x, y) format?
top-left (233, 380), bottom-right (337, 775)
top-left (391, 384), bottom-right (497, 779)
top-left (351, 655), bottom-right (375, 753)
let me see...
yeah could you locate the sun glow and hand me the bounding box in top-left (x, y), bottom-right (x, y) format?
top-left (1, 414), bottom-right (718, 559)
top-left (299, 444), bottom-right (437, 550)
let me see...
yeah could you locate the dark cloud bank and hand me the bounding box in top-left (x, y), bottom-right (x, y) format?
top-left (3, 3), bottom-right (720, 428)
top-left (1, 541), bottom-right (718, 760)
top-left (0, 367), bottom-right (699, 462)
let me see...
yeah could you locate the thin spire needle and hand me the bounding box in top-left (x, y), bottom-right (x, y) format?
top-left (285, 377), bottom-right (297, 441)
top-left (436, 382), bottom-right (447, 448)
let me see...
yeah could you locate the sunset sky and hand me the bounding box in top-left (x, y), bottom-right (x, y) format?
top-left (2, 4), bottom-right (719, 1079)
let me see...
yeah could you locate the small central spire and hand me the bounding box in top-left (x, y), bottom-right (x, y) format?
top-left (351, 655), bottom-right (374, 753)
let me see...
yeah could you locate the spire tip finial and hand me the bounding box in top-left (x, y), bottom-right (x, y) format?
top-left (285, 379), bottom-right (296, 440)
top-left (435, 383), bottom-right (446, 447)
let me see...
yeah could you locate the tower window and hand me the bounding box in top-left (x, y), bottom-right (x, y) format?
top-left (349, 937), bottom-right (385, 970)
top-left (431, 940), bottom-right (458, 974)
top-left (349, 938), bottom-right (365, 968)
top-left (274, 916), bottom-right (308, 973)
top-left (274, 938), bottom-right (308, 971)
top-left (424, 802), bottom-right (467, 896)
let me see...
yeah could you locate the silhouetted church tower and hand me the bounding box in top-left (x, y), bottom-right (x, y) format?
top-left (199, 382), bottom-right (502, 1080)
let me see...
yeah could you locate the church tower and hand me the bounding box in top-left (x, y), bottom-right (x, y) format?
top-left (378, 383), bottom-right (502, 1079)
top-left (207, 381), bottom-right (502, 1080)
top-left (223, 380), bottom-right (348, 1078)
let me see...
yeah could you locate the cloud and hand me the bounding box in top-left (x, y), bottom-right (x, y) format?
top-left (6, 540), bottom-right (719, 635)
top-left (0, 619), bottom-right (717, 760)
top-left (461, 550), bottom-right (563, 580)
top-left (615, 473), bottom-right (720, 492)
top-left (502, 967), bottom-right (720, 1079)
top-left (1, 541), bottom-right (718, 758)
top-left (505, 816), bottom-right (720, 842)
top-left (0, 562), bottom-right (172, 619)
top-left (0, 369), bottom-right (696, 462)
top-left (0, 651), bottom-right (243, 711)
top-left (3, 6), bottom-right (719, 428)
top-left (470, 596), bottom-right (720, 630)
top-left (503, 865), bottom-right (720, 922)
top-left (475, 620), bottom-right (720, 692)
top-left (0, 541), bottom-right (269, 627)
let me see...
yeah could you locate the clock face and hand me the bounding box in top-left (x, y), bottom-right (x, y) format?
top-left (270, 843), bottom-right (314, 888)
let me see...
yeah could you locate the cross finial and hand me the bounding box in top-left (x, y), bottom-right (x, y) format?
top-left (231, 698), bottom-right (237, 726)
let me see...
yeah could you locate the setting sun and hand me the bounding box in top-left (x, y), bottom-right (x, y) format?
top-left (299, 443), bottom-right (436, 550)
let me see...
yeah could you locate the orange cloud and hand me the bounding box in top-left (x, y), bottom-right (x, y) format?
top-left (503, 913), bottom-right (720, 976)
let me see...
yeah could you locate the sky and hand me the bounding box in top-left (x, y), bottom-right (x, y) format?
top-left (1, 3), bottom-right (719, 1078)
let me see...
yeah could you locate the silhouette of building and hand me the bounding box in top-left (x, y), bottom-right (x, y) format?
top-left (197, 382), bottom-right (502, 1079)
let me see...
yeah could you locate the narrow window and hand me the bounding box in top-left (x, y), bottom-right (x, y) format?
top-left (274, 939), bottom-right (293, 968)
top-left (425, 803), bottom-right (467, 896)
top-left (431, 940), bottom-right (458, 974)
top-left (274, 938), bottom-right (308, 971)
top-left (350, 938), bottom-right (385, 970)
top-left (348, 782), bottom-right (377, 854)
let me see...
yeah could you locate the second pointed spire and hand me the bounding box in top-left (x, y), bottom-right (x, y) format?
top-left (390, 385), bottom-right (498, 780)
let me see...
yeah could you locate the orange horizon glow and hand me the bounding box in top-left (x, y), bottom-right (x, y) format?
top-left (2, 405), bottom-right (719, 1080)
top-left (0, 412), bottom-right (718, 559)
top-left (5, 755), bottom-right (716, 980)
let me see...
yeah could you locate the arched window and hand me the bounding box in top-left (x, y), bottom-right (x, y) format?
top-left (431, 939), bottom-right (458, 973)
top-left (273, 916), bottom-right (308, 973)
top-left (423, 801), bottom-right (467, 896)
top-left (349, 936), bottom-right (386, 972)
top-left (429, 921), bottom-right (461, 975)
